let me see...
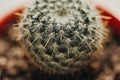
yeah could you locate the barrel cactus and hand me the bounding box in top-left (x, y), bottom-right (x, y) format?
top-left (18, 0), bottom-right (106, 73)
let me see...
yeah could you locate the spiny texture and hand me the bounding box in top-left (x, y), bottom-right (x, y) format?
top-left (18, 0), bottom-right (104, 73)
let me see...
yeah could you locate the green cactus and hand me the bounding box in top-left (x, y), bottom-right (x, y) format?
top-left (18, 0), bottom-right (105, 73)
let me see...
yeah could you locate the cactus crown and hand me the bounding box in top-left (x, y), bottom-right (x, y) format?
top-left (18, 0), bottom-right (104, 73)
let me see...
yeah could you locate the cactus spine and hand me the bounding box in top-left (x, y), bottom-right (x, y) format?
top-left (18, 0), bottom-right (105, 73)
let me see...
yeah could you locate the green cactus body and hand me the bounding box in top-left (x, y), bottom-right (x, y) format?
top-left (18, 0), bottom-right (104, 73)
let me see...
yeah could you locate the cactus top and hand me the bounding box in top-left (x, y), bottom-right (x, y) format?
top-left (19, 0), bottom-right (104, 73)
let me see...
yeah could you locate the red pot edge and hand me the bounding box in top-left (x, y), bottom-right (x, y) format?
top-left (96, 5), bottom-right (120, 38)
top-left (0, 7), bottom-right (24, 36)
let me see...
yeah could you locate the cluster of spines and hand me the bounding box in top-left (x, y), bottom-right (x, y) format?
top-left (18, 0), bottom-right (104, 72)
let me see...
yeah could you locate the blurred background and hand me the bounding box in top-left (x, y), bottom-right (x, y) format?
top-left (0, 0), bottom-right (120, 80)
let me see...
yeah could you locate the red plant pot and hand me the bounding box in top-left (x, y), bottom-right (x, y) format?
top-left (0, 0), bottom-right (31, 35)
top-left (95, 0), bottom-right (120, 38)
top-left (0, 0), bottom-right (120, 38)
